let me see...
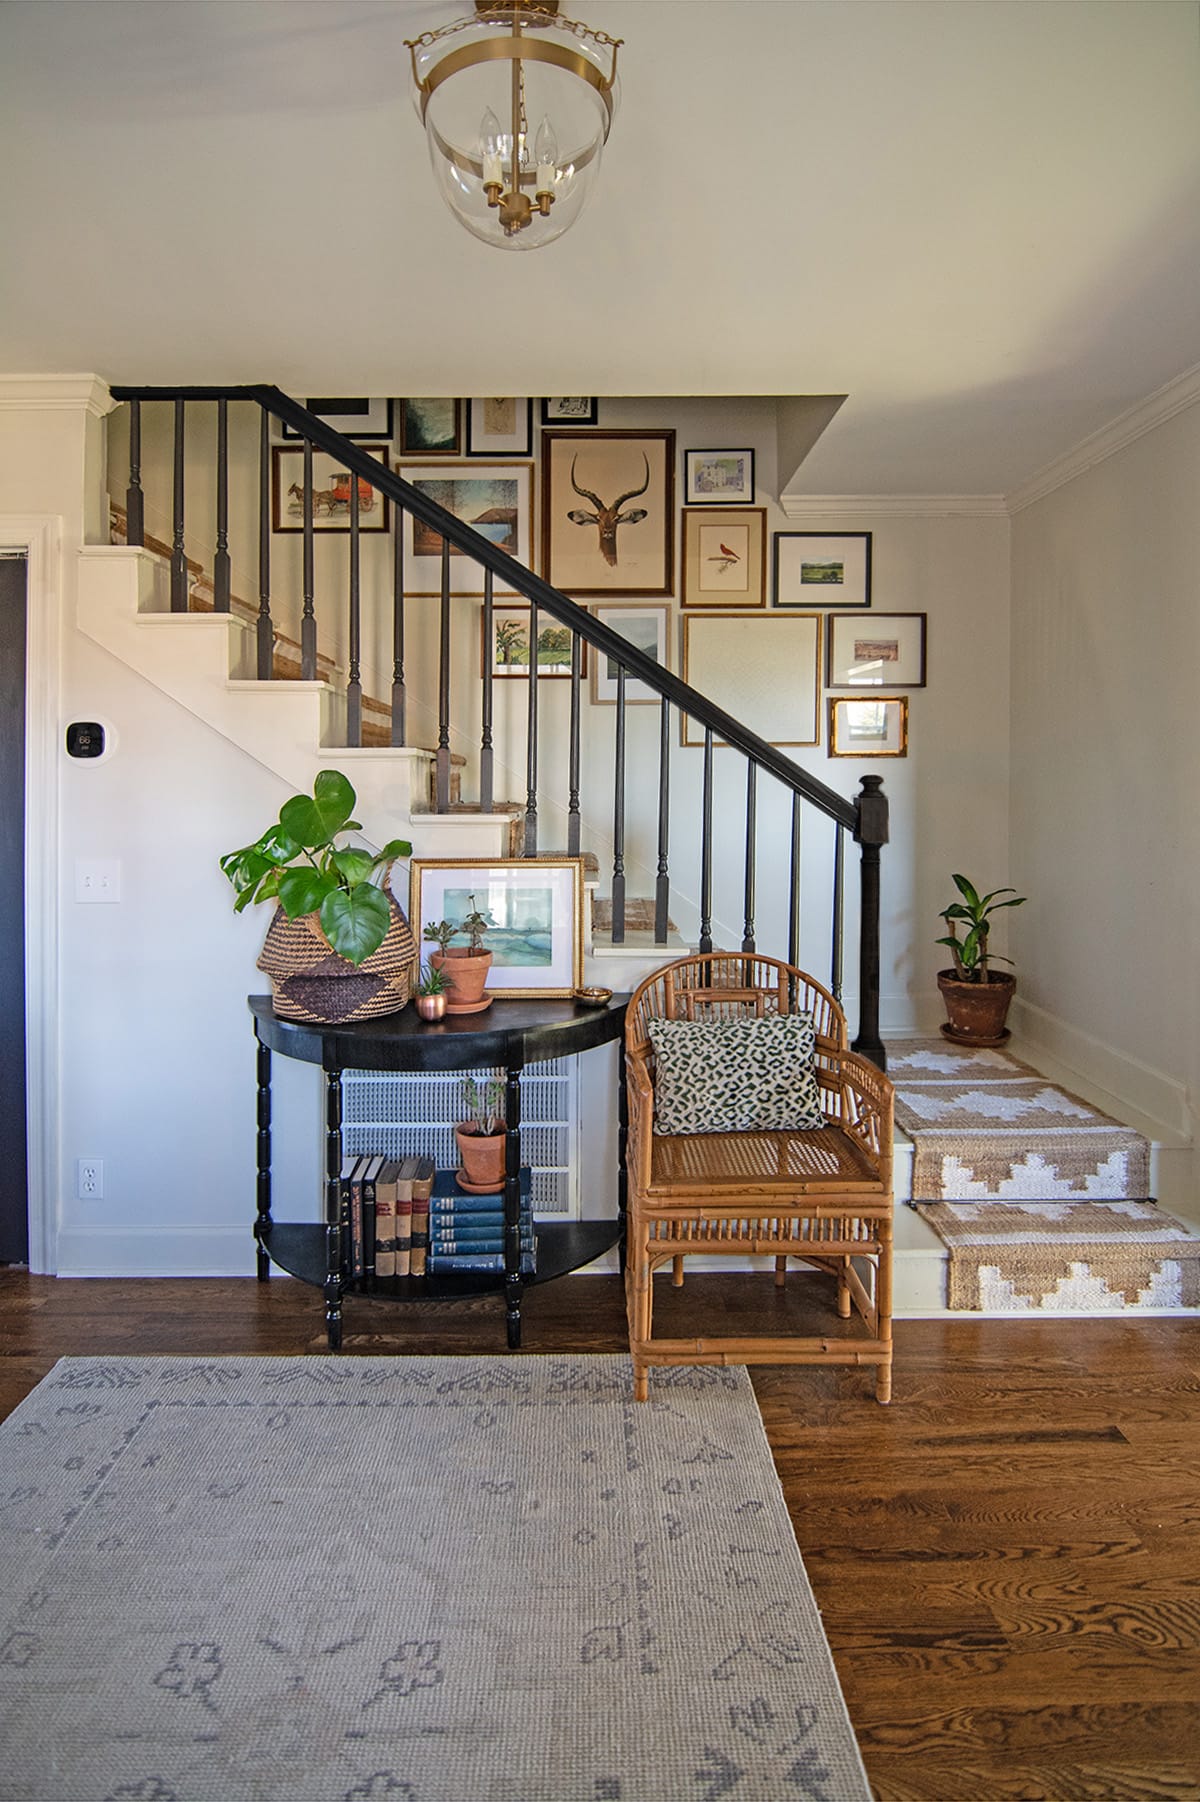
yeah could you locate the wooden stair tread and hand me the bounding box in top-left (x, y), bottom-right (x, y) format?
top-left (593, 895), bottom-right (674, 932)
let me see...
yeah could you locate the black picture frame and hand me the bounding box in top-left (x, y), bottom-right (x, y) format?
top-left (540, 398), bottom-right (598, 426)
top-left (280, 398), bottom-right (393, 441)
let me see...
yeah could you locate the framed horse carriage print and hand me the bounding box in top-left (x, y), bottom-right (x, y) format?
top-left (541, 429), bottom-right (675, 596)
top-left (271, 444), bottom-right (391, 534)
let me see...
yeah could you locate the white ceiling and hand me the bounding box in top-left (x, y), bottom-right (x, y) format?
top-left (2, 0), bottom-right (1198, 495)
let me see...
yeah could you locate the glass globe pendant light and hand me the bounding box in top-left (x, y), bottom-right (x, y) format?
top-left (406, 2), bottom-right (622, 251)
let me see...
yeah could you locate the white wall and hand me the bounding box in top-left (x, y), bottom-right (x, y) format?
top-left (1010, 401), bottom-right (1200, 1142)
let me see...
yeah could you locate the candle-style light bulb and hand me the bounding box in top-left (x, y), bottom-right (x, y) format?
top-left (534, 115), bottom-right (558, 192)
top-left (480, 108), bottom-right (503, 187)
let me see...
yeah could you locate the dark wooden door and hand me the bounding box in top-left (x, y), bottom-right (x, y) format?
top-left (0, 557), bottom-right (27, 1262)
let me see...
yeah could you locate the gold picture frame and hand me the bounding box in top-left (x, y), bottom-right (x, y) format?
top-left (681, 507), bottom-right (766, 608)
top-left (541, 429), bottom-right (675, 597)
top-left (828, 695), bottom-right (908, 757)
top-left (681, 612), bottom-right (821, 747)
top-left (410, 858), bottom-right (585, 997)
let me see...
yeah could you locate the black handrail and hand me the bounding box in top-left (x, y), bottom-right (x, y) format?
top-left (110, 383), bottom-right (859, 835)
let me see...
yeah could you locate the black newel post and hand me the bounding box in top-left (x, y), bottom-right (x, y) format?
top-left (852, 774), bottom-right (888, 1070)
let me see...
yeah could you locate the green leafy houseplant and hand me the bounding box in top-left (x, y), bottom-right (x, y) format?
top-left (936, 874), bottom-right (1026, 982)
top-left (416, 962), bottom-right (448, 996)
top-left (461, 1075), bottom-right (504, 1136)
top-left (220, 769), bottom-right (411, 966)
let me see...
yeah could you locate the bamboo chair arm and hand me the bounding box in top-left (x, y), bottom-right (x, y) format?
top-left (624, 1046), bottom-right (656, 1192)
top-left (823, 1048), bottom-right (894, 1170)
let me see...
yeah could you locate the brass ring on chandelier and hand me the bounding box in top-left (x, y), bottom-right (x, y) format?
top-left (413, 35), bottom-right (618, 133)
top-left (426, 116), bottom-right (602, 182)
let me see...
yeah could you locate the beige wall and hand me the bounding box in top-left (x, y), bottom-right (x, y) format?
top-left (1010, 403), bottom-right (1200, 1138)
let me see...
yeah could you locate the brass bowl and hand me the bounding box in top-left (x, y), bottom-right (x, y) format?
top-left (574, 986), bottom-right (613, 1007)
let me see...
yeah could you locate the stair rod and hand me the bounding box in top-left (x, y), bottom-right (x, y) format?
top-left (170, 397), bottom-right (188, 612)
top-left (478, 569), bottom-right (494, 809)
top-left (654, 696), bottom-right (671, 945)
top-left (831, 821), bottom-right (845, 1003)
top-left (301, 437), bottom-right (316, 679)
top-left (124, 397), bottom-right (144, 547)
top-left (390, 509), bottom-right (407, 745)
top-left (567, 632), bottom-right (582, 855)
top-left (213, 398), bottom-right (231, 614)
top-left (699, 728), bottom-right (714, 954)
top-left (611, 668), bottom-right (627, 943)
top-left (788, 793), bottom-right (802, 969)
top-left (256, 407), bottom-right (273, 679)
top-left (741, 761), bottom-right (756, 954)
top-left (346, 474), bottom-right (363, 746)
top-left (436, 539), bottom-right (452, 811)
top-left (524, 602), bottom-right (539, 855)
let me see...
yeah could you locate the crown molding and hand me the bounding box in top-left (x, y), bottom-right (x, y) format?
top-left (778, 493), bottom-right (1008, 519)
top-left (0, 375), bottom-right (114, 418)
top-left (1006, 361), bottom-right (1200, 514)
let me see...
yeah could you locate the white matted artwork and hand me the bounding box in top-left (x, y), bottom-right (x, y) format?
top-left (681, 612), bottom-right (821, 747)
top-left (827, 612), bottom-right (926, 687)
top-left (399, 461), bottom-right (534, 596)
top-left (409, 858), bottom-right (585, 996)
top-left (828, 695), bottom-right (908, 757)
top-left (589, 604), bottom-right (669, 704)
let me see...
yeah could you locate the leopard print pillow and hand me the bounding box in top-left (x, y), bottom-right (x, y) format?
top-left (647, 1012), bottom-right (825, 1135)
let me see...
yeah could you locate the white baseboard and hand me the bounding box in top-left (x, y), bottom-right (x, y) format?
top-left (1010, 998), bottom-right (1192, 1143)
top-left (56, 1227), bottom-right (258, 1278)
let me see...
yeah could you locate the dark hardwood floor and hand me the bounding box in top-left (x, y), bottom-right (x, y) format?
top-left (1, 1266), bottom-right (1197, 1802)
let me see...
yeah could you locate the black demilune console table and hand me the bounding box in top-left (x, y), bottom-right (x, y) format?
top-left (249, 992), bottom-right (630, 1350)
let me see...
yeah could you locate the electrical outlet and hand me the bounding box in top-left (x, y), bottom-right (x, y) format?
top-left (77, 1159), bottom-right (103, 1200)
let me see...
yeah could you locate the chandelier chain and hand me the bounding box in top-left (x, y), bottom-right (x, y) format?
top-left (405, 13), bottom-right (623, 54)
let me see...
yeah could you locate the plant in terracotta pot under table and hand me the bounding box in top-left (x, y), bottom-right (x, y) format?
top-left (454, 1076), bottom-right (506, 1193)
top-left (935, 873), bottom-right (1026, 1045)
top-left (422, 893), bottom-right (495, 1014)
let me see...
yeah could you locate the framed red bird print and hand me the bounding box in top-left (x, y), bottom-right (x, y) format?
top-left (681, 506), bottom-right (767, 608)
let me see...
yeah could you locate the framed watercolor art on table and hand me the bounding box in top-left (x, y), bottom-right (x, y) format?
top-left (410, 858), bottom-right (585, 997)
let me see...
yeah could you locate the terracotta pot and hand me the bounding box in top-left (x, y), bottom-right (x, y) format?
top-left (937, 969), bottom-right (1016, 1045)
top-left (431, 948), bottom-right (493, 1014)
top-left (415, 992), bottom-right (446, 1021)
top-left (454, 1124), bottom-right (505, 1192)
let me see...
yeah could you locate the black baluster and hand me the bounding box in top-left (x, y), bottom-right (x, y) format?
top-left (831, 821), bottom-right (845, 1003)
top-left (323, 1069), bottom-right (344, 1351)
top-left (654, 696), bottom-right (671, 944)
top-left (788, 792), bottom-right (802, 968)
top-left (257, 407), bottom-right (273, 679)
top-left (436, 538), bottom-right (452, 810)
top-left (255, 1039), bottom-right (271, 1281)
top-left (742, 761), bottom-right (757, 954)
top-left (213, 398), bottom-right (231, 613)
top-left (346, 469), bottom-right (362, 746)
top-left (524, 602), bottom-right (539, 855)
top-left (611, 666), bottom-right (627, 943)
top-left (301, 437), bottom-right (316, 679)
top-left (567, 632), bottom-right (582, 854)
top-left (699, 727), bottom-right (714, 954)
top-left (852, 775), bottom-right (888, 1070)
top-left (479, 569), bottom-right (494, 809)
top-left (170, 396), bottom-right (187, 611)
top-left (391, 511), bottom-right (407, 745)
top-left (125, 396), bottom-right (144, 546)
top-left (504, 1061), bottom-right (524, 1350)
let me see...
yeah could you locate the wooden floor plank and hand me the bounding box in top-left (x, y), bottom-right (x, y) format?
top-left (1, 1269), bottom-right (1198, 1799)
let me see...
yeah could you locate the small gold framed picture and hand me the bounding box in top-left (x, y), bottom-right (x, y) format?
top-left (828, 695), bottom-right (908, 757)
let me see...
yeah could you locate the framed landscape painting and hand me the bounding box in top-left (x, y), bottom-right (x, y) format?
top-left (400, 461), bottom-right (533, 595)
top-left (827, 612), bottom-right (926, 687)
top-left (589, 603), bottom-right (669, 704)
top-left (542, 429), bottom-right (675, 596)
top-left (681, 507), bottom-right (766, 608)
top-left (398, 398), bottom-right (462, 456)
top-left (409, 858), bottom-right (585, 997)
top-left (485, 604), bottom-right (581, 679)
top-left (774, 532), bottom-right (872, 608)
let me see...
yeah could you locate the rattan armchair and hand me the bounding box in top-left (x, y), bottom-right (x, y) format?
top-left (624, 953), bottom-right (894, 1403)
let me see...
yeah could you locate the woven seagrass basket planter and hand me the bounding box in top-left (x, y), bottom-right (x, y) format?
top-left (257, 900), bottom-right (417, 1025)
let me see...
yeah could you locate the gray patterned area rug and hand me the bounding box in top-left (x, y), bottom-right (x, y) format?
top-left (0, 1355), bottom-right (869, 1802)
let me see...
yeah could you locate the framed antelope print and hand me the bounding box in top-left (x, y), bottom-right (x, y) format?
top-left (681, 507), bottom-right (766, 607)
top-left (541, 429), bottom-right (675, 597)
top-left (270, 445), bottom-right (391, 534)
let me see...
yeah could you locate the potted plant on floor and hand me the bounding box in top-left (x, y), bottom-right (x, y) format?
top-left (454, 1076), bottom-right (506, 1192)
top-left (936, 873), bottom-right (1026, 1044)
top-left (422, 893), bottom-right (495, 1014)
top-left (220, 769), bottom-right (415, 1024)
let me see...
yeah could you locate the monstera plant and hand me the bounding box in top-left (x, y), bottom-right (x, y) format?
top-left (220, 770), bottom-right (411, 966)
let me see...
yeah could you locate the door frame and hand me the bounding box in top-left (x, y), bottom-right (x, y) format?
top-left (1, 516), bottom-right (61, 1273)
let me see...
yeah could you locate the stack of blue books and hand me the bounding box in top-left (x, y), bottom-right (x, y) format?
top-left (426, 1168), bottom-right (536, 1275)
